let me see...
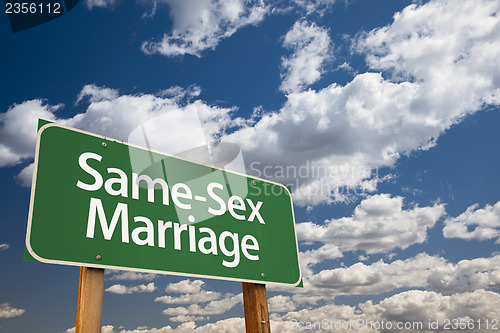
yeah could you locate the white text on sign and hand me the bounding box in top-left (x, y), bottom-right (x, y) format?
top-left (75, 152), bottom-right (265, 268)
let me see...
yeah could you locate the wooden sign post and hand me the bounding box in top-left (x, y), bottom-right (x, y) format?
top-left (75, 267), bottom-right (105, 333)
top-left (242, 282), bottom-right (271, 333)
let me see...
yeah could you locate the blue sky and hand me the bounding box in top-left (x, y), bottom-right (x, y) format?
top-left (1, 0), bottom-right (500, 332)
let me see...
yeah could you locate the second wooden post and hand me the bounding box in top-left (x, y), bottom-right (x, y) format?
top-left (242, 282), bottom-right (271, 333)
top-left (75, 266), bottom-right (105, 333)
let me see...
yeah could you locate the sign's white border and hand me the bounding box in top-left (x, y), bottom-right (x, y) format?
top-left (25, 121), bottom-right (303, 287)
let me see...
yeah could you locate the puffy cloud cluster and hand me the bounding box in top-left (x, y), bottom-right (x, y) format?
top-left (226, 0), bottom-right (500, 204)
top-left (3, 1), bottom-right (500, 205)
top-left (108, 319), bottom-right (245, 332)
top-left (357, 0), bottom-right (500, 109)
top-left (154, 279), bottom-right (242, 322)
top-left (292, 0), bottom-right (336, 16)
top-left (280, 194), bottom-right (445, 289)
top-left (0, 84), bottom-right (238, 187)
top-left (443, 201), bottom-right (500, 243)
top-left (360, 289), bottom-right (500, 332)
top-left (105, 282), bottom-right (157, 294)
top-left (0, 303), bottom-right (25, 318)
top-left (305, 254), bottom-right (442, 297)
top-left (274, 289), bottom-right (500, 333)
top-left (280, 20), bottom-right (332, 94)
top-left (165, 279), bottom-right (206, 294)
top-left (156, 292), bottom-right (222, 306)
top-left (156, 280), bottom-right (221, 305)
top-left (0, 100), bottom-right (59, 168)
top-left (292, 193), bottom-right (444, 288)
top-left (67, 289), bottom-right (500, 332)
top-left (268, 295), bottom-right (297, 313)
top-left (84, 0), bottom-right (116, 10)
top-left (273, 254), bottom-right (500, 307)
top-left (106, 271), bottom-right (158, 281)
top-left (297, 194), bottom-right (445, 256)
top-left (141, 0), bottom-right (268, 57)
top-left (161, 294), bottom-right (242, 322)
top-left (65, 325), bottom-right (115, 333)
top-left (427, 255), bottom-right (500, 293)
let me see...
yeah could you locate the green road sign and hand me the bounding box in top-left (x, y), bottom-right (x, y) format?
top-left (25, 121), bottom-right (302, 286)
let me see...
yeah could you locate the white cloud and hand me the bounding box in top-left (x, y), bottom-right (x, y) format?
top-left (188, 318), bottom-right (245, 332)
top-left (292, 0), bottom-right (336, 16)
top-left (192, 293), bottom-right (242, 315)
top-left (358, 254), bottom-right (369, 261)
top-left (4, 0), bottom-right (500, 207)
top-left (161, 293), bottom-right (242, 318)
top-left (272, 254), bottom-right (500, 306)
top-left (109, 289), bottom-right (500, 332)
top-left (225, 0), bottom-right (500, 205)
top-left (159, 85), bottom-right (201, 102)
top-left (119, 322), bottom-right (196, 332)
top-left (84, 0), bottom-right (116, 10)
top-left (0, 85), bottom-right (237, 186)
top-left (155, 290), bottom-right (221, 305)
top-left (165, 279), bottom-right (205, 293)
top-left (76, 84), bottom-right (119, 104)
top-left (443, 201), bottom-right (500, 243)
top-left (268, 295), bottom-right (296, 313)
top-left (105, 282), bottom-right (157, 294)
top-left (356, 0), bottom-right (500, 108)
top-left (63, 84), bottom-right (229, 143)
top-left (305, 253), bottom-right (444, 297)
top-left (298, 243), bottom-right (343, 270)
top-left (297, 194), bottom-right (445, 255)
top-left (14, 163), bottom-right (34, 187)
top-left (0, 243), bottom-right (9, 251)
top-left (427, 255), bottom-right (500, 293)
top-left (169, 315), bottom-right (209, 323)
top-left (361, 289), bottom-right (500, 331)
top-left (0, 100), bottom-right (59, 167)
top-left (115, 319), bottom-right (244, 332)
top-left (277, 302), bottom-right (369, 333)
top-left (65, 325), bottom-right (115, 333)
top-left (0, 303), bottom-right (25, 318)
top-left (141, 0), bottom-right (268, 57)
top-left (270, 289), bottom-right (500, 333)
top-left (280, 20), bottom-right (332, 94)
top-left (106, 271), bottom-right (158, 281)
top-left (3, 2), bottom-right (500, 208)
top-left (156, 280), bottom-right (241, 322)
